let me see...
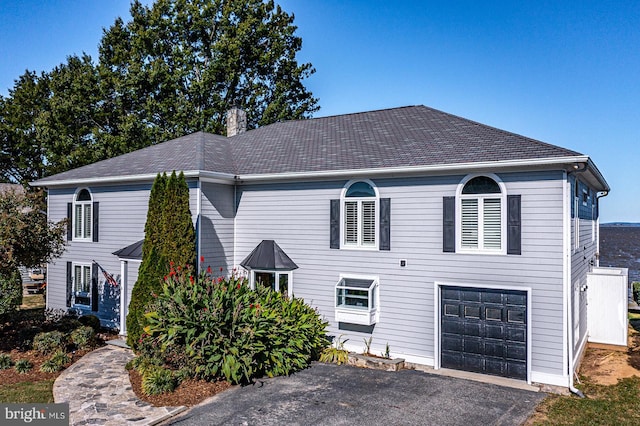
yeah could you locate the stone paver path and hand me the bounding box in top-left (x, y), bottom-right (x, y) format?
top-left (53, 344), bottom-right (186, 426)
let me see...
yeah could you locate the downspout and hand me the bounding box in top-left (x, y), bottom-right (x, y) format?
top-left (566, 165), bottom-right (587, 398)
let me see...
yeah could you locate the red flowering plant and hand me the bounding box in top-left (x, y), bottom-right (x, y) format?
top-left (141, 258), bottom-right (328, 385)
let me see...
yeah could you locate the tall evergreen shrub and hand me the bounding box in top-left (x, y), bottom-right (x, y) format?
top-left (126, 172), bottom-right (195, 348)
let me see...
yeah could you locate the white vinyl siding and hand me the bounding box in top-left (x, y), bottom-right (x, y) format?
top-left (234, 170), bottom-right (566, 382)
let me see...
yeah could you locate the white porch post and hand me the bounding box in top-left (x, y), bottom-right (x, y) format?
top-left (119, 260), bottom-right (128, 336)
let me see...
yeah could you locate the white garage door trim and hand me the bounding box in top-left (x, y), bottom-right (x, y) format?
top-left (433, 281), bottom-right (532, 384)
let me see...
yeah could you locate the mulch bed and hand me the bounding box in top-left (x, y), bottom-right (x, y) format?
top-left (128, 368), bottom-right (231, 407)
top-left (1, 347), bottom-right (100, 385)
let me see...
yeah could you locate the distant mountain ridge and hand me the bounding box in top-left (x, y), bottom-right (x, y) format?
top-left (601, 222), bottom-right (640, 227)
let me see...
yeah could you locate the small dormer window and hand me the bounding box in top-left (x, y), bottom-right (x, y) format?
top-left (74, 189), bottom-right (93, 240)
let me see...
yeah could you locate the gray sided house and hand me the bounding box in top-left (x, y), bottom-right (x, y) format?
top-left (32, 105), bottom-right (612, 390)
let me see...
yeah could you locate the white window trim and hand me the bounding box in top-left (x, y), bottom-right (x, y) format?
top-left (455, 173), bottom-right (507, 255)
top-left (72, 262), bottom-right (92, 306)
top-left (340, 179), bottom-right (380, 250)
top-left (334, 273), bottom-right (380, 325)
top-left (249, 269), bottom-right (293, 296)
top-left (73, 188), bottom-right (92, 241)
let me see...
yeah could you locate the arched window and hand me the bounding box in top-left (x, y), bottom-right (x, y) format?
top-left (342, 180), bottom-right (378, 248)
top-left (74, 188), bottom-right (93, 240)
top-left (458, 175), bottom-right (505, 252)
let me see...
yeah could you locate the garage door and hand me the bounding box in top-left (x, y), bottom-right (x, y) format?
top-left (440, 286), bottom-right (527, 380)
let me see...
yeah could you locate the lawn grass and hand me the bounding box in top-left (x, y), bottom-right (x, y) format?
top-left (19, 294), bottom-right (46, 310)
top-left (532, 376), bottom-right (640, 425)
top-left (0, 380), bottom-right (55, 403)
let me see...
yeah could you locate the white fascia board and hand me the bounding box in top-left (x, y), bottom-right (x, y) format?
top-left (237, 156), bottom-right (592, 183)
top-left (30, 170), bottom-right (236, 188)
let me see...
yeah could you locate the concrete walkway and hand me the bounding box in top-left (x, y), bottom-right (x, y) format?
top-left (53, 343), bottom-right (186, 426)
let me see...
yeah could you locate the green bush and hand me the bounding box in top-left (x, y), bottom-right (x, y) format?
top-left (0, 267), bottom-right (22, 318)
top-left (40, 350), bottom-right (71, 373)
top-left (633, 282), bottom-right (640, 304)
top-left (15, 359), bottom-right (33, 373)
top-left (70, 326), bottom-right (96, 349)
top-left (320, 335), bottom-right (349, 365)
top-left (143, 268), bottom-right (327, 385)
top-left (78, 315), bottom-right (101, 332)
top-left (33, 331), bottom-right (67, 355)
top-left (141, 366), bottom-right (178, 395)
top-left (0, 353), bottom-right (14, 369)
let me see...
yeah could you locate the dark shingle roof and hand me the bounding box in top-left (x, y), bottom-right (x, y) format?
top-left (112, 240), bottom-right (144, 260)
top-left (32, 105), bottom-right (583, 185)
top-left (240, 240), bottom-right (298, 271)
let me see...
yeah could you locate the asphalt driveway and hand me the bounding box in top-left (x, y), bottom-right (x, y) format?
top-left (164, 363), bottom-right (545, 426)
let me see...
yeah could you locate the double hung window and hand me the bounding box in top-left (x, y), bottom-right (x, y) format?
top-left (73, 263), bottom-right (91, 306)
top-left (458, 175), bottom-right (505, 253)
top-left (343, 181), bottom-right (378, 248)
top-left (74, 189), bottom-right (93, 240)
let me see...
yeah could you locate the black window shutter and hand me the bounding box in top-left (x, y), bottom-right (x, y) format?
top-left (443, 197), bottom-right (455, 253)
top-left (379, 198), bottom-right (391, 251)
top-left (92, 202), bottom-right (99, 242)
top-left (67, 203), bottom-right (73, 241)
top-left (66, 262), bottom-right (73, 307)
top-left (330, 199), bottom-right (340, 249)
top-left (507, 195), bottom-right (522, 255)
top-left (91, 263), bottom-right (99, 312)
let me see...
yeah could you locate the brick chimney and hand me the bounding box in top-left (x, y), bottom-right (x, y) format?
top-left (226, 107), bottom-right (247, 137)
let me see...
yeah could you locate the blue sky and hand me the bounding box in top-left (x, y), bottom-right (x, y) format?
top-left (1, 1), bottom-right (638, 222)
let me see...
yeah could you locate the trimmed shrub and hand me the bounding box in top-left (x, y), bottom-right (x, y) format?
top-left (15, 359), bottom-right (33, 373)
top-left (141, 367), bottom-right (178, 395)
top-left (33, 331), bottom-right (67, 355)
top-left (0, 353), bottom-right (14, 369)
top-left (633, 282), bottom-right (640, 304)
top-left (0, 267), bottom-right (22, 318)
top-left (143, 267), bottom-right (327, 385)
top-left (70, 326), bottom-right (96, 349)
top-left (40, 350), bottom-right (71, 373)
top-left (78, 315), bottom-right (101, 332)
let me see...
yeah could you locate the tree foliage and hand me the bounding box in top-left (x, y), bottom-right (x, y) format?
top-left (127, 171), bottom-right (196, 348)
top-left (0, 188), bottom-right (66, 273)
top-left (0, 187), bottom-right (66, 317)
top-left (1, 0), bottom-right (318, 185)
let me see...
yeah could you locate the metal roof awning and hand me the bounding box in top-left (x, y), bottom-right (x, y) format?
top-left (240, 240), bottom-right (298, 271)
top-left (112, 240), bottom-right (144, 261)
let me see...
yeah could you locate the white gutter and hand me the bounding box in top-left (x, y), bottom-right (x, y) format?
top-left (31, 154), bottom-right (609, 194)
top-left (237, 156), bottom-right (593, 182)
top-left (30, 170), bottom-right (236, 188)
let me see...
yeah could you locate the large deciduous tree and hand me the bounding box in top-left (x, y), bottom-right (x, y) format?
top-left (0, 187), bottom-right (66, 315)
top-left (0, 0), bottom-right (318, 185)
